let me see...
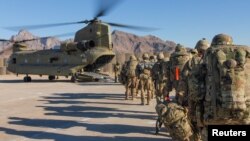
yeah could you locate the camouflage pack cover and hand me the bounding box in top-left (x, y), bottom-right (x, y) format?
top-left (202, 45), bottom-right (250, 124)
top-left (136, 60), bottom-right (154, 76)
top-left (126, 60), bottom-right (138, 77)
top-left (119, 61), bottom-right (129, 85)
top-left (169, 50), bottom-right (190, 82)
top-left (155, 102), bottom-right (194, 141)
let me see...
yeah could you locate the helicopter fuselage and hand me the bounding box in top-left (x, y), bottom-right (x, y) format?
top-left (7, 46), bottom-right (114, 76)
top-left (7, 21), bottom-right (115, 80)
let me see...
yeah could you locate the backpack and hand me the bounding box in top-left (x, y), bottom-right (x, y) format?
top-left (169, 52), bottom-right (190, 83)
top-left (126, 60), bottom-right (138, 77)
top-left (155, 102), bottom-right (194, 141)
top-left (203, 45), bottom-right (250, 121)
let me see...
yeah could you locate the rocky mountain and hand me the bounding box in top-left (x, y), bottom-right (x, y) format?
top-left (112, 30), bottom-right (176, 54)
top-left (0, 30), bottom-right (61, 57)
top-left (0, 30), bottom-right (176, 58)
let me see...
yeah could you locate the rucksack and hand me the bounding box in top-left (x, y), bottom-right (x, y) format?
top-left (126, 60), bottom-right (138, 77)
top-left (169, 52), bottom-right (190, 82)
top-left (155, 101), bottom-right (194, 141)
top-left (203, 45), bottom-right (250, 121)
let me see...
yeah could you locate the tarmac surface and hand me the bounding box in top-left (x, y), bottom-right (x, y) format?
top-left (0, 75), bottom-right (170, 141)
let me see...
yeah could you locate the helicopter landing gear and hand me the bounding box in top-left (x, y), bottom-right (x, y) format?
top-left (24, 75), bottom-right (32, 82)
top-left (48, 75), bottom-right (56, 81)
top-left (70, 75), bottom-right (77, 83)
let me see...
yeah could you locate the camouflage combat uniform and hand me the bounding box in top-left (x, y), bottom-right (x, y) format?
top-left (165, 44), bottom-right (190, 106)
top-left (136, 53), bottom-right (154, 105)
top-left (194, 34), bottom-right (250, 141)
top-left (125, 55), bottom-right (138, 100)
top-left (152, 52), bottom-right (167, 103)
top-left (182, 38), bottom-right (210, 141)
top-left (113, 62), bottom-right (121, 83)
top-left (119, 61), bottom-right (129, 85)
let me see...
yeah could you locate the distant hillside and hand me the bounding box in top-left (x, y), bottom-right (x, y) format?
top-left (112, 30), bottom-right (176, 54)
top-left (0, 30), bottom-right (176, 58)
top-left (0, 30), bottom-right (61, 58)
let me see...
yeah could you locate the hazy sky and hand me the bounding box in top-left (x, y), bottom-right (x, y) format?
top-left (0, 0), bottom-right (249, 47)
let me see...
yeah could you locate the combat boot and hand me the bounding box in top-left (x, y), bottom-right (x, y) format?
top-left (146, 92), bottom-right (151, 105)
top-left (125, 90), bottom-right (129, 100)
top-left (131, 88), bottom-right (136, 100)
top-left (141, 95), bottom-right (145, 105)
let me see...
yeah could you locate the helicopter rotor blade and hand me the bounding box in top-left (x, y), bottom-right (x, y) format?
top-left (94, 0), bottom-right (123, 19)
top-left (14, 33), bottom-right (75, 43)
top-left (0, 39), bottom-right (10, 42)
top-left (4, 21), bottom-right (88, 31)
top-left (15, 38), bottom-right (44, 43)
top-left (106, 22), bottom-right (159, 31)
top-left (1, 32), bottom-right (75, 44)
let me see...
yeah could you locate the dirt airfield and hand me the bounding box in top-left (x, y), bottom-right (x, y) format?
top-left (0, 75), bottom-right (170, 141)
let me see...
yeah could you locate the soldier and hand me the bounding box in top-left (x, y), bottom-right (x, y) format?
top-left (136, 53), bottom-right (154, 105)
top-left (119, 61), bottom-right (129, 86)
top-left (125, 55), bottom-right (138, 100)
top-left (189, 48), bottom-right (198, 58)
top-left (182, 38), bottom-right (210, 141)
top-left (152, 52), bottom-right (167, 103)
top-left (150, 55), bottom-right (157, 63)
top-left (195, 34), bottom-right (250, 140)
top-left (113, 62), bottom-right (120, 83)
top-left (164, 44), bottom-right (190, 106)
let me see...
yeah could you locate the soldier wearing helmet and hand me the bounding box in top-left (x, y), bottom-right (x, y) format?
top-left (192, 34), bottom-right (250, 141)
top-left (120, 61), bottom-right (129, 85)
top-left (125, 55), bottom-right (138, 100)
top-left (164, 44), bottom-right (190, 105)
top-left (113, 62), bottom-right (121, 83)
top-left (179, 38), bottom-right (210, 140)
top-left (211, 33), bottom-right (233, 46)
top-left (152, 52), bottom-right (168, 103)
top-left (136, 53), bottom-right (154, 105)
top-left (189, 49), bottom-right (198, 58)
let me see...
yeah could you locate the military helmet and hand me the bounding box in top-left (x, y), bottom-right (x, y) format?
top-left (175, 44), bottom-right (183, 52)
top-left (175, 44), bottom-right (186, 52)
top-left (129, 55), bottom-right (137, 61)
top-left (142, 53), bottom-right (149, 60)
top-left (190, 49), bottom-right (198, 54)
top-left (149, 55), bottom-right (155, 60)
top-left (195, 38), bottom-right (210, 52)
top-left (157, 52), bottom-right (164, 60)
top-left (211, 34), bottom-right (233, 46)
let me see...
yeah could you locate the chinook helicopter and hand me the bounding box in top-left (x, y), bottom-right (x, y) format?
top-left (0, 0), bottom-right (156, 82)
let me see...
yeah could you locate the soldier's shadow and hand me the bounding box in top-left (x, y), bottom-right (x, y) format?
top-left (1, 92), bottom-right (171, 140)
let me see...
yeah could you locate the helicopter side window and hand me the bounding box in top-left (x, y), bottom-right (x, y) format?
top-left (12, 58), bottom-right (16, 64)
top-left (50, 57), bottom-right (59, 63)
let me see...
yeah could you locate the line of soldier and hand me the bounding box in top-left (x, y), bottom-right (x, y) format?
top-left (119, 53), bottom-right (157, 105)
top-left (120, 33), bottom-right (250, 141)
top-left (155, 34), bottom-right (250, 141)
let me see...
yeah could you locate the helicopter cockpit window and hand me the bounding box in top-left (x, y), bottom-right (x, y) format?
top-left (12, 58), bottom-right (16, 64)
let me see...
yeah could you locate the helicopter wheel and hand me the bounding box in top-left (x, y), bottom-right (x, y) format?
top-left (24, 76), bottom-right (32, 82)
top-left (48, 75), bottom-right (56, 81)
top-left (70, 75), bottom-right (77, 83)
